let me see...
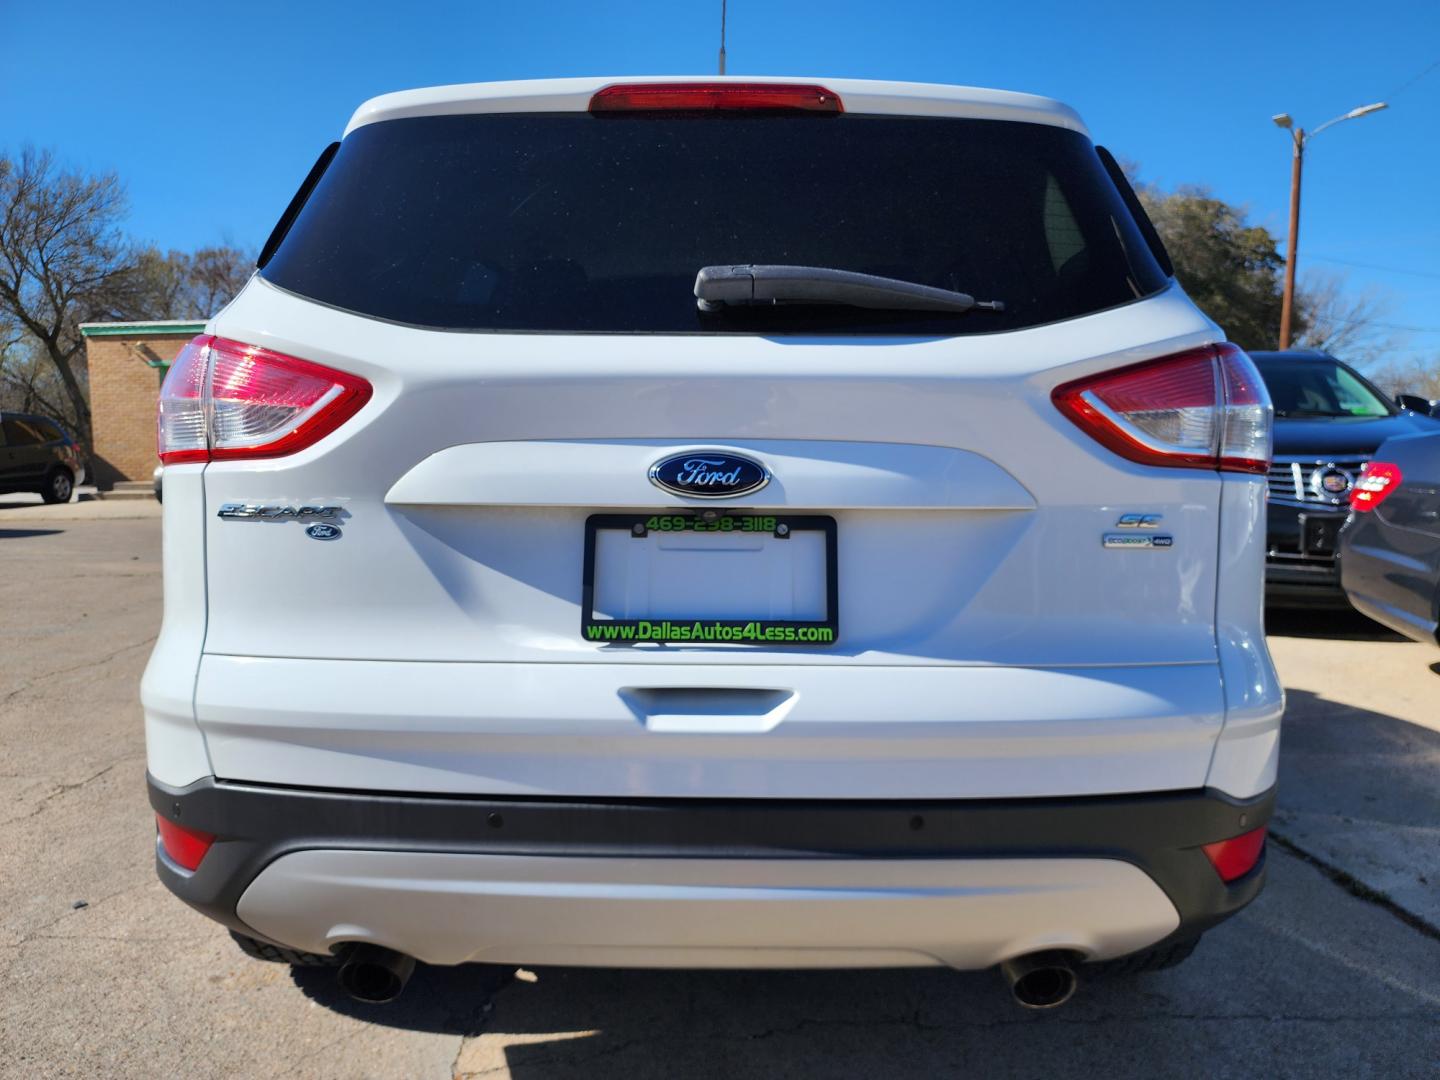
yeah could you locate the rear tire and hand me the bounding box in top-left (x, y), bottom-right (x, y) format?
top-left (229, 930), bottom-right (342, 967)
top-left (1087, 936), bottom-right (1199, 977)
top-left (41, 468), bottom-right (73, 504)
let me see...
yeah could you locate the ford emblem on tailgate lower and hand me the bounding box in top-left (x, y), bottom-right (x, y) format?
top-left (649, 451), bottom-right (770, 498)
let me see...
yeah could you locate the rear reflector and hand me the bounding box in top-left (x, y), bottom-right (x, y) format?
top-left (1052, 343), bottom-right (1272, 474)
top-left (156, 814), bottom-right (214, 871)
top-left (1201, 825), bottom-right (1267, 882)
top-left (157, 336), bottom-right (371, 463)
top-left (1351, 461), bottom-right (1402, 512)
top-left (590, 82), bottom-right (842, 113)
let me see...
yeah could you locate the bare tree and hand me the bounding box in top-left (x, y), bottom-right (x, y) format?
top-left (179, 245), bottom-right (254, 317)
top-left (0, 147), bottom-right (138, 444)
top-left (1292, 270), bottom-right (1401, 369)
top-left (126, 244), bottom-right (254, 320)
top-left (0, 148), bottom-right (256, 445)
top-left (1367, 353), bottom-right (1440, 401)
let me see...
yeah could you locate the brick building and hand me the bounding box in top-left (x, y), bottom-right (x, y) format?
top-left (79, 320), bottom-right (203, 487)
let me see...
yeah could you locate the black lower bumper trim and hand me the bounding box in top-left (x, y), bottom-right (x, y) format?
top-left (149, 775), bottom-right (1273, 954)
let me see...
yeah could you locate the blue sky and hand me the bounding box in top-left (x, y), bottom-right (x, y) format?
top-left (3, 0), bottom-right (1437, 363)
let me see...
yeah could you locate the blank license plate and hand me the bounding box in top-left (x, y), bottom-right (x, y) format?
top-left (582, 513), bottom-right (838, 646)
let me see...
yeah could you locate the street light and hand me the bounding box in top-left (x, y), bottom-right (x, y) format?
top-left (1272, 101), bottom-right (1388, 350)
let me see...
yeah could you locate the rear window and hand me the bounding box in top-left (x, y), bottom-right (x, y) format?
top-left (2, 418), bottom-right (50, 445)
top-left (261, 113), bottom-right (1168, 335)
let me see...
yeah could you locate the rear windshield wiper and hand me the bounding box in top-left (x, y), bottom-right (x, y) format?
top-left (695, 264), bottom-right (1004, 314)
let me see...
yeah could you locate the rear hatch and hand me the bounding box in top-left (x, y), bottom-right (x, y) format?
top-left (185, 79), bottom-right (1255, 798)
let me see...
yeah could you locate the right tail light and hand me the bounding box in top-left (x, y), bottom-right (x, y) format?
top-left (1052, 343), bottom-right (1272, 474)
top-left (1351, 462), bottom-right (1402, 512)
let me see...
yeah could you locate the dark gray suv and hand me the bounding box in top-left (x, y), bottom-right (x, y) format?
top-left (0, 412), bottom-right (86, 503)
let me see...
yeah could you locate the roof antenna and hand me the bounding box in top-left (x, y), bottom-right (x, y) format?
top-left (718, 0), bottom-right (727, 75)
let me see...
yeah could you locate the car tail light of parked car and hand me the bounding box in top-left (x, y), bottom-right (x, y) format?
top-left (1052, 344), bottom-right (1272, 474)
top-left (1350, 462), bottom-right (1402, 512)
top-left (157, 335), bottom-right (371, 464)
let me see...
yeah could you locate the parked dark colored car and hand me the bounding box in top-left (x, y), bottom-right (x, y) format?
top-left (0, 412), bottom-right (86, 503)
top-left (1339, 431), bottom-right (1440, 646)
top-left (1251, 350), bottom-right (1440, 606)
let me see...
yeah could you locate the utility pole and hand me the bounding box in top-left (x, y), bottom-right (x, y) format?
top-left (1271, 101), bottom-right (1388, 351)
top-left (1278, 128), bottom-right (1303, 351)
top-left (718, 0), bottom-right (727, 76)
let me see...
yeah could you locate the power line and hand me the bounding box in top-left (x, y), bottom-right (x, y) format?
top-left (1308, 254), bottom-right (1440, 280)
top-left (1384, 56), bottom-right (1440, 101)
top-left (1314, 315), bottom-right (1440, 334)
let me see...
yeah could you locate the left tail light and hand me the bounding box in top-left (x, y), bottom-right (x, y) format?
top-left (1052, 343), bottom-right (1272, 474)
top-left (157, 335), bottom-right (371, 464)
top-left (156, 814), bottom-right (214, 871)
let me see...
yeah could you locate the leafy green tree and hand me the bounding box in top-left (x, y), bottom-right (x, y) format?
top-left (1136, 183), bottom-right (1300, 351)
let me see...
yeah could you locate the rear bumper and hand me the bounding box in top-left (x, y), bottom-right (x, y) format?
top-left (150, 775), bottom-right (1272, 970)
top-left (1264, 558), bottom-right (1349, 605)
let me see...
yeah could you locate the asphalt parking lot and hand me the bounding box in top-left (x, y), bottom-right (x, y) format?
top-left (2, 511), bottom-right (1438, 1079)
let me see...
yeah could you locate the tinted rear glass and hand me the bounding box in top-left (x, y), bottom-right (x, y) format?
top-left (262, 113), bottom-right (1167, 335)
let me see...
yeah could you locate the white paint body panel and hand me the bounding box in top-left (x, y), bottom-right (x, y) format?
top-left (385, 439), bottom-right (1038, 511)
top-left (140, 466), bottom-right (212, 786)
top-left (140, 268), bottom-right (1284, 799)
top-left (196, 656), bottom-right (1226, 797)
top-left (143, 81), bottom-right (1282, 815)
top-left (236, 851), bottom-right (1179, 969)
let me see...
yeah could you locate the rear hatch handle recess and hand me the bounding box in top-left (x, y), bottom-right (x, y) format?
top-left (695, 264), bottom-right (1005, 314)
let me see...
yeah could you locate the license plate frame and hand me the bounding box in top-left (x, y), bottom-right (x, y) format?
top-left (582, 513), bottom-right (839, 646)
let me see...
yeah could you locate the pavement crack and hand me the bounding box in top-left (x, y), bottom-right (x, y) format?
top-left (1269, 829), bottom-right (1440, 944)
top-left (0, 756), bottom-right (140, 828)
top-left (450, 967), bottom-right (518, 1077)
top-left (0, 634), bottom-right (156, 709)
top-left (8, 879), bottom-right (154, 947)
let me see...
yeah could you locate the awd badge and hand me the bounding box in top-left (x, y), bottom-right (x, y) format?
top-left (1103, 533), bottom-right (1173, 549)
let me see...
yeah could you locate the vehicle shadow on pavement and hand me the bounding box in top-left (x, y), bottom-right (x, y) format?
top-left (289, 925), bottom-right (1440, 1079)
top-left (1265, 606), bottom-right (1407, 641)
top-left (275, 682), bottom-right (1440, 1078)
top-left (290, 962), bottom-right (515, 1035)
top-left (1271, 688), bottom-right (1440, 930)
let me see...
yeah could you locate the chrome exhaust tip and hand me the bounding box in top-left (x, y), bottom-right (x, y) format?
top-left (1000, 951), bottom-right (1078, 1010)
top-left (336, 944), bottom-right (416, 1004)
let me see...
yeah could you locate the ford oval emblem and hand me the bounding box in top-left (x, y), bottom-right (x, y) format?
top-left (649, 451), bottom-right (770, 499)
top-left (306, 523), bottom-right (342, 541)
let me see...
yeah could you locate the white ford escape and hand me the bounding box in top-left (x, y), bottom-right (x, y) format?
top-left (143, 77), bottom-right (1283, 1008)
